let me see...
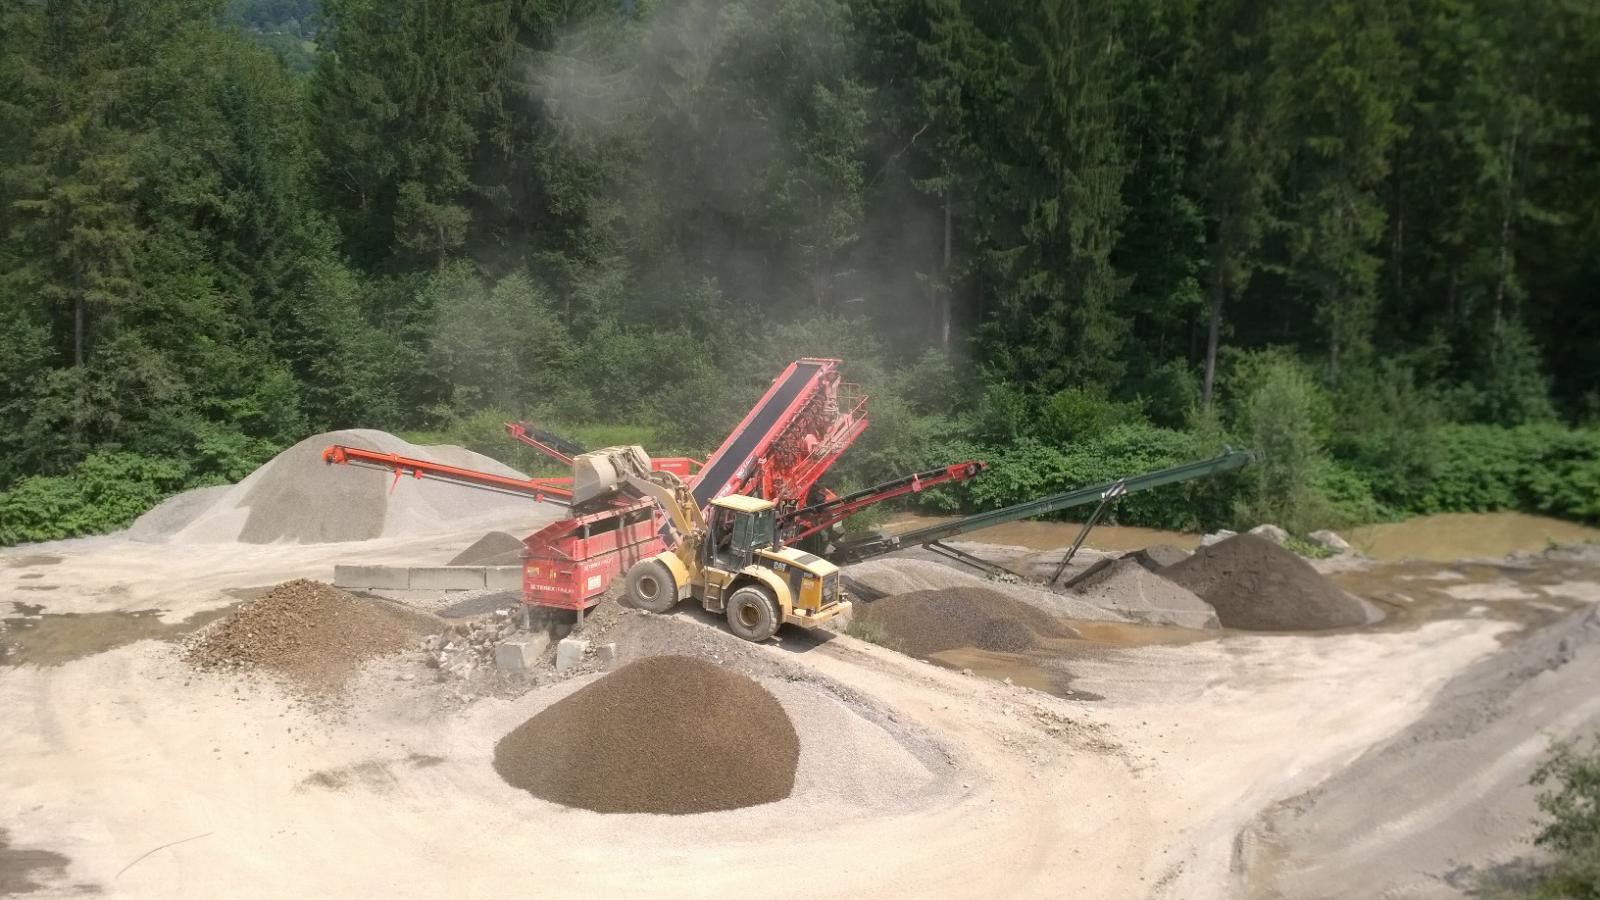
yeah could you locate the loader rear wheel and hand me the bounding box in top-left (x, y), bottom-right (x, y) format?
top-left (624, 560), bottom-right (679, 614)
top-left (725, 585), bottom-right (780, 642)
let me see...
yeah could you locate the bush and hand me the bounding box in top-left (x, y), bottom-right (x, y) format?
top-left (0, 453), bottom-right (191, 545)
top-left (1232, 357), bottom-right (1335, 534)
top-left (923, 425), bottom-right (1242, 531)
top-left (1400, 425), bottom-right (1600, 523)
top-left (1527, 734), bottom-right (1600, 898)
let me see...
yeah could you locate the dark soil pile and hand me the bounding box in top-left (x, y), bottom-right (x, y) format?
top-left (448, 530), bottom-right (525, 566)
top-left (1161, 534), bottom-right (1370, 631)
top-left (852, 587), bottom-right (1077, 656)
top-left (187, 579), bottom-right (429, 688)
top-left (494, 655), bottom-right (798, 814)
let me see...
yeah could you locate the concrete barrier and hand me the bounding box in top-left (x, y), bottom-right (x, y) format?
top-left (333, 564), bottom-right (410, 591)
top-left (408, 566), bottom-right (487, 591)
top-left (485, 566), bottom-right (523, 591)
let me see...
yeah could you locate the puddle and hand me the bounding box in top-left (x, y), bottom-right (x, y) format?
top-left (1348, 511), bottom-right (1600, 562)
top-left (0, 606), bottom-right (234, 667)
top-left (0, 828), bottom-right (92, 896)
top-left (883, 515), bottom-right (1198, 552)
top-left (1330, 557), bottom-right (1597, 639)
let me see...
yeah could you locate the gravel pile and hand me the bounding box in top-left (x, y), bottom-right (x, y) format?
top-left (845, 558), bottom-right (1131, 623)
top-left (134, 430), bottom-right (549, 544)
top-left (1161, 534), bottom-right (1373, 631)
top-left (1125, 544), bottom-right (1191, 571)
top-left (447, 531), bottom-right (526, 566)
top-left (494, 655), bottom-right (799, 814)
top-left (1068, 558), bottom-right (1220, 629)
top-left (851, 587), bottom-right (1078, 656)
top-left (187, 579), bottom-right (432, 689)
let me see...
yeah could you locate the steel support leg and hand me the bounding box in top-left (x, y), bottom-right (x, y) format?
top-left (1049, 484), bottom-right (1125, 585)
top-left (924, 541), bottom-right (1026, 581)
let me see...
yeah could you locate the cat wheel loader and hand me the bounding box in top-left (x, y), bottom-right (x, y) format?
top-left (617, 466), bottom-right (851, 642)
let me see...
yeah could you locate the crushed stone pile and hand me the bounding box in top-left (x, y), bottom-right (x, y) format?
top-left (187, 579), bottom-right (431, 688)
top-left (1067, 558), bottom-right (1220, 630)
top-left (845, 558), bottom-right (1132, 623)
top-left (1125, 544), bottom-right (1192, 571)
top-left (851, 587), bottom-right (1078, 656)
top-left (494, 655), bottom-right (798, 814)
top-left (129, 429), bottom-right (546, 545)
top-left (1161, 534), bottom-right (1373, 631)
top-left (447, 531), bottom-right (526, 566)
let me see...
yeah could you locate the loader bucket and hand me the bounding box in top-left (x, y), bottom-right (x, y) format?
top-left (571, 445), bottom-right (654, 506)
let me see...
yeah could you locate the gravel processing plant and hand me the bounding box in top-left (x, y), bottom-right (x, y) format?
top-left (4, 362), bottom-right (1600, 899)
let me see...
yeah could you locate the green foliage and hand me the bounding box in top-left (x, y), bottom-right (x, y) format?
top-left (1527, 733), bottom-right (1600, 899)
top-left (0, 454), bottom-right (191, 544)
top-left (3, 0), bottom-right (1599, 546)
top-left (927, 425), bottom-right (1238, 531)
top-left (1233, 356), bottom-right (1336, 533)
top-left (1355, 425), bottom-right (1600, 524)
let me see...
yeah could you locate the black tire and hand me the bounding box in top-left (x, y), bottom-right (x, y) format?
top-left (624, 560), bottom-right (679, 613)
top-left (725, 584), bottom-right (781, 642)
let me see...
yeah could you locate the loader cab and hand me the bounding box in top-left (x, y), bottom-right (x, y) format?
top-left (707, 494), bottom-right (777, 570)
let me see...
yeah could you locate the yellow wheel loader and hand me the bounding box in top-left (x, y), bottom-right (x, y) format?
top-left (617, 469), bottom-right (851, 642)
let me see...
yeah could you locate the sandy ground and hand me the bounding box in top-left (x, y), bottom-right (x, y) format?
top-left (3, 523), bottom-right (1599, 899)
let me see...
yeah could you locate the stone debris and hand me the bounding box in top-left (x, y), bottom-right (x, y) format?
top-left (422, 609), bottom-right (522, 679)
top-left (187, 579), bottom-right (429, 691)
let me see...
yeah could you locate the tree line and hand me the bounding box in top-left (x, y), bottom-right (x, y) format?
top-left (2, 0), bottom-right (1599, 542)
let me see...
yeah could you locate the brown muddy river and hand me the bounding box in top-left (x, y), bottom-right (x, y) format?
top-left (1347, 511), bottom-right (1600, 561)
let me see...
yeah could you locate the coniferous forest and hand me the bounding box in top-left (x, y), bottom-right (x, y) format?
top-left (3, 0), bottom-right (1600, 543)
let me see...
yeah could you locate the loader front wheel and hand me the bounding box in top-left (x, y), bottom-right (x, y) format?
top-left (624, 560), bottom-right (679, 614)
top-left (725, 585), bottom-right (780, 642)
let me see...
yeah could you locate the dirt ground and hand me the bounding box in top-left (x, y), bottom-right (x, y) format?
top-left (3, 512), bottom-right (1599, 899)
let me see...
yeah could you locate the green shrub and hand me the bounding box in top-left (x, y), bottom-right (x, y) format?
top-left (0, 453), bottom-right (191, 545)
top-left (922, 425), bottom-right (1242, 531)
top-left (1527, 733), bottom-right (1600, 898)
top-left (1232, 357), bottom-right (1335, 534)
top-left (1400, 425), bottom-right (1600, 523)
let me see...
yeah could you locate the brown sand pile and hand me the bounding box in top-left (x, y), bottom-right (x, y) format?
top-left (448, 531), bottom-right (526, 566)
top-left (1068, 558), bottom-right (1220, 629)
top-left (494, 656), bottom-right (798, 814)
top-left (1161, 534), bottom-right (1371, 631)
top-left (187, 579), bottom-right (429, 688)
top-left (852, 587), bottom-right (1078, 656)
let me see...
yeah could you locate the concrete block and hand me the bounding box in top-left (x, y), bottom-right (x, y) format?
top-left (407, 566), bottom-right (486, 591)
top-left (555, 637), bottom-right (589, 672)
top-left (333, 564), bottom-right (411, 590)
top-left (1309, 529), bottom-right (1354, 554)
top-left (495, 634), bottom-right (550, 672)
top-left (484, 566), bottom-right (523, 592)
